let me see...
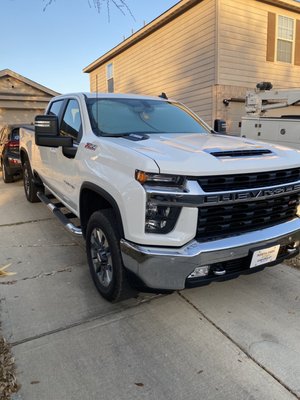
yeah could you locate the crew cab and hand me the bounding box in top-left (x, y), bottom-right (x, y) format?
top-left (19, 93), bottom-right (300, 302)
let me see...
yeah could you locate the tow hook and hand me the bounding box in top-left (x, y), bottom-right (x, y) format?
top-left (212, 265), bottom-right (226, 276)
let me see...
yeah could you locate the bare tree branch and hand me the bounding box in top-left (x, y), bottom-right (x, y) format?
top-left (118, 0), bottom-right (135, 21)
top-left (43, 0), bottom-right (135, 22)
top-left (43, 0), bottom-right (55, 12)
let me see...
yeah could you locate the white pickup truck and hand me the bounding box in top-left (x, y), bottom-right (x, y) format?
top-left (20, 93), bottom-right (300, 302)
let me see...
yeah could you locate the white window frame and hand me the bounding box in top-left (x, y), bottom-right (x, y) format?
top-left (276, 15), bottom-right (295, 64)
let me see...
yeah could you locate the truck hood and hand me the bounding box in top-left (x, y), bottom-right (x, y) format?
top-left (116, 133), bottom-right (300, 175)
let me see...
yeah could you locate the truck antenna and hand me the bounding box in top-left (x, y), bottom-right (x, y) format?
top-left (96, 74), bottom-right (99, 132)
top-left (159, 92), bottom-right (168, 100)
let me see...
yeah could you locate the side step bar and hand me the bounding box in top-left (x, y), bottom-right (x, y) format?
top-left (37, 192), bottom-right (82, 236)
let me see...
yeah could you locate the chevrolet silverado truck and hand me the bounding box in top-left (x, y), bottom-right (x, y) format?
top-left (19, 93), bottom-right (300, 302)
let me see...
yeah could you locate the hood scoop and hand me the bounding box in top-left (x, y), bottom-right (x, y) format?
top-left (207, 149), bottom-right (272, 158)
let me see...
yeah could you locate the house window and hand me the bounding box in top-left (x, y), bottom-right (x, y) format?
top-left (277, 15), bottom-right (294, 63)
top-left (106, 63), bottom-right (114, 93)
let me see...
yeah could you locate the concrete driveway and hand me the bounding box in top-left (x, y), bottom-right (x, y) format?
top-left (0, 176), bottom-right (300, 400)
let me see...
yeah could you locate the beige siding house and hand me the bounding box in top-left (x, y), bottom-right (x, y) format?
top-left (83, 0), bottom-right (300, 134)
top-left (0, 69), bottom-right (59, 129)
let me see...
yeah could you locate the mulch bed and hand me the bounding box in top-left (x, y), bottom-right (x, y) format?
top-left (285, 254), bottom-right (300, 270)
top-left (0, 336), bottom-right (19, 400)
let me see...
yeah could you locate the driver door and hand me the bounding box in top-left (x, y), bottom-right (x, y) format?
top-left (48, 98), bottom-right (83, 214)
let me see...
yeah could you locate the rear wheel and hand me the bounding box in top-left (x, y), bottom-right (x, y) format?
top-left (23, 160), bottom-right (40, 203)
top-left (86, 209), bottom-right (136, 302)
top-left (1, 161), bottom-right (14, 183)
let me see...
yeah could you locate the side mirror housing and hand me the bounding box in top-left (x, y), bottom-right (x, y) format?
top-left (35, 115), bottom-right (59, 136)
top-left (35, 115), bottom-right (73, 147)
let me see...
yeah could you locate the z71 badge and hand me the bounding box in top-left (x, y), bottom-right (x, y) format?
top-left (85, 143), bottom-right (97, 151)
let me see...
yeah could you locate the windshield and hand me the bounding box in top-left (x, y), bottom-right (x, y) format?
top-left (85, 98), bottom-right (210, 136)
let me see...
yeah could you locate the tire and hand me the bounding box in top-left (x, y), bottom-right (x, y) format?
top-left (86, 209), bottom-right (136, 302)
top-left (23, 160), bottom-right (40, 203)
top-left (2, 161), bottom-right (14, 183)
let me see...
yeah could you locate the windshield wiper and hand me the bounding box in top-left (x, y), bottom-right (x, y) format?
top-left (101, 131), bottom-right (162, 137)
top-left (101, 132), bottom-right (132, 137)
top-left (101, 131), bottom-right (163, 141)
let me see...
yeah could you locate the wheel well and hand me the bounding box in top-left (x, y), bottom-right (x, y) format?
top-left (20, 150), bottom-right (43, 185)
top-left (80, 187), bottom-right (124, 238)
top-left (20, 149), bottom-right (27, 165)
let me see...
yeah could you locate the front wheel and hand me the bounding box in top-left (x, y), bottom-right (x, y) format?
top-left (23, 160), bottom-right (40, 203)
top-left (86, 209), bottom-right (135, 302)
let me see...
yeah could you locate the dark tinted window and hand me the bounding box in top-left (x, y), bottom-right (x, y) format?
top-left (48, 100), bottom-right (64, 117)
top-left (60, 99), bottom-right (82, 141)
top-left (11, 128), bottom-right (20, 141)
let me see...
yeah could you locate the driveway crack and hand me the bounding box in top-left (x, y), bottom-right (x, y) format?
top-left (0, 266), bottom-right (75, 285)
top-left (10, 294), bottom-right (164, 348)
top-left (177, 291), bottom-right (300, 400)
top-left (0, 218), bottom-right (54, 229)
top-left (0, 243), bottom-right (80, 248)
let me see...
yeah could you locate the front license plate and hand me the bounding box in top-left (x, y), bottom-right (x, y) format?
top-left (249, 245), bottom-right (280, 269)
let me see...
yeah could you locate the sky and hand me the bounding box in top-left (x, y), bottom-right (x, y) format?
top-left (1, 0), bottom-right (179, 94)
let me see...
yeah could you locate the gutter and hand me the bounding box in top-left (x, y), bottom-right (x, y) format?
top-left (257, 0), bottom-right (300, 13)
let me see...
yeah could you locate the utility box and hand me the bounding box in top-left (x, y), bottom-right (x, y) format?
top-left (241, 116), bottom-right (300, 149)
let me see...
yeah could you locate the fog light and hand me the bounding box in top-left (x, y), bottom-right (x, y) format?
top-left (188, 266), bottom-right (210, 278)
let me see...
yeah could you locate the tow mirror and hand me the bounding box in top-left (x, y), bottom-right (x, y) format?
top-left (35, 115), bottom-right (59, 136)
top-left (35, 115), bottom-right (73, 147)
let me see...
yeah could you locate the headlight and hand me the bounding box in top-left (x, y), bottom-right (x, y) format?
top-left (136, 170), bottom-right (185, 234)
top-left (135, 170), bottom-right (185, 187)
top-left (145, 202), bottom-right (181, 233)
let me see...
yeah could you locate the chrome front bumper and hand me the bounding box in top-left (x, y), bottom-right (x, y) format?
top-left (121, 218), bottom-right (300, 290)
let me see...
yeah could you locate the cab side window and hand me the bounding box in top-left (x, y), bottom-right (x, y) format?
top-left (48, 100), bottom-right (64, 117)
top-left (60, 100), bottom-right (82, 142)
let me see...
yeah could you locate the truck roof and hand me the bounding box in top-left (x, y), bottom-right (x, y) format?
top-left (52, 92), bottom-right (171, 102)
